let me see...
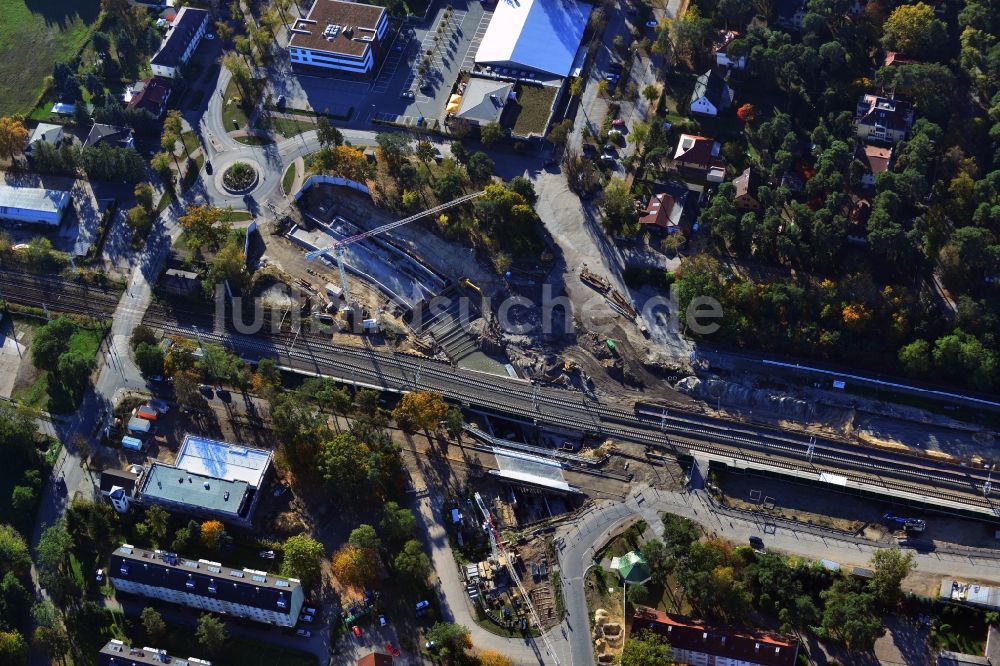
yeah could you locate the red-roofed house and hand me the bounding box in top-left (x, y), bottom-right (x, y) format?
top-left (857, 143), bottom-right (892, 187)
top-left (357, 652), bottom-right (393, 666)
top-left (883, 51), bottom-right (920, 68)
top-left (673, 134), bottom-right (726, 182)
top-left (631, 607), bottom-right (799, 666)
top-left (127, 77), bottom-right (172, 118)
top-left (639, 191), bottom-right (684, 232)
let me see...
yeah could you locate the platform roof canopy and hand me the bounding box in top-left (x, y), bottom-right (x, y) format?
top-left (491, 448), bottom-right (580, 493)
top-left (475, 0), bottom-right (592, 77)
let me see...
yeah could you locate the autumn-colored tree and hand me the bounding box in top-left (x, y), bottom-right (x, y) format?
top-left (479, 650), bottom-right (513, 666)
top-left (736, 103), bottom-right (756, 125)
top-left (200, 520), bottom-right (225, 550)
top-left (392, 391), bottom-right (449, 433)
top-left (0, 117), bottom-right (29, 160)
top-left (331, 544), bottom-right (379, 588)
top-left (179, 205), bottom-right (230, 250)
top-left (841, 303), bottom-right (871, 332)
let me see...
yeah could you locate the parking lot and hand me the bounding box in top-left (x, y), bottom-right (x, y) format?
top-left (268, 1), bottom-right (491, 127)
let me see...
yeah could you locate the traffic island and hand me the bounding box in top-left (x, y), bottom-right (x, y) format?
top-left (221, 161), bottom-right (259, 194)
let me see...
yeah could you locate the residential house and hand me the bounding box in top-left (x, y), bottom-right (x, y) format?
top-left (732, 167), bottom-right (763, 210)
top-left (855, 94), bottom-right (914, 143)
top-left (288, 1), bottom-right (389, 75)
top-left (846, 195), bottom-right (871, 244)
top-left (25, 123), bottom-right (64, 154)
top-left (357, 654), bottom-right (394, 666)
top-left (776, 0), bottom-right (806, 30)
top-left (100, 469), bottom-right (138, 513)
top-left (883, 51), bottom-right (920, 68)
top-left (632, 607), bottom-right (799, 666)
top-left (84, 124), bottom-right (135, 149)
top-left (126, 77), bottom-right (172, 118)
top-left (150, 6), bottom-right (209, 78)
top-left (690, 69), bottom-right (733, 116)
top-left (98, 639), bottom-right (211, 666)
top-left (108, 545), bottom-right (304, 626)
top-left (856, 143), bottom-right (892, 187)
top-left (715, 30), bottom-right (746, 71)
top-left (639, 189), bottom-right (686, 234)
top-left (452, 78), bottom-right (513, 126)
top-left (673, 134), bottom-right (726, 182)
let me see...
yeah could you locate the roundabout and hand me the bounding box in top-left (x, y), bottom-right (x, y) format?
top-left (221, 161), bottom-right (259, 194)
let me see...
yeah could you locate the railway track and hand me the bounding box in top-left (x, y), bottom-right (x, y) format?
top-left (0, 271), bottom-right (120, 317)
top-left (143, 316), bottom-right (1000, 516)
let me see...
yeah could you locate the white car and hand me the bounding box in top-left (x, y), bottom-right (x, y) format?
top-left (301, 614), bottom-right (314, 623)
top-left (95, 568), bottom-right (104, 583)
top-left (646, 19), bottom-right (659, 28)
top-left (296, 629), bottom-right (311, 638)
top-left (205, 33), bottom-right (215, 40)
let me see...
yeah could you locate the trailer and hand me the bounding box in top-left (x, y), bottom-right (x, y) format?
top-left (127, 417), bottom-right (151, 435)
top-left (135, 406), bottom-right (158, 421)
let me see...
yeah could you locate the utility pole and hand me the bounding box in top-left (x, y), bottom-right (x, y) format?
top-left (807, 436), bottom-right (816, 463)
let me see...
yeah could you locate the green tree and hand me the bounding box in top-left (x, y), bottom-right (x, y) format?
top-left (466, 151), bottom-right (495, 185)
top-left (281, 534), bottom-right (325, 587)
top-left (331, 544), bottom-right (379, 588)
top-left (31, 318), bottom-right (77, 371)
top-left (480, 122), bottom-right (502, 146)
top-left (444, 406), bottom-right (464, 440)
top-left (392, 391), bottom-right (449, 433)
top-left (134, 343), bottom-right (165, 377)
top-left (375, 132), bottom-right (412, 169)
top-left (393, 539), bottom-right (431, 581)
top-left (317, 433), bottom-right (375, 499)
top-left (601, 178), bottom-right (637, 234)
top-left (143, 505), bottom-right (170, 544)
top-left (141, 607), bottom-right (166, 640)
top-left (200, 344), bottom-right (245, 385)
top-left (507, 176), bottom-right (537, 205)
top-left (425, 622), bottom-right (471, 661)
top-left (415, 140), bottom-right (436, 169)
top-left (547, 118), bottom-right (574, 147)
top-left (316, 116), bottom-right (344, 147)
top-left (0, 629), bottom-right (27, 665)
top-left (134, 182), bottom-right (154, 211)
top-left (31, 626), bottom-right (67, 665)
top-left (642, 84), bottom-right (659, 104)
top-left (348, 524), bottom-right (381, 553)
top-left (196, 613), bottom-right (228, 654)
top-left (57, 352), bottom-right (94, 393)
top-left (821, 580), bottom-right (884, 650)
top-left (898, 339), bottom-right (932, 377)
top-left (179, 205), bottom-right (230, 250)
top-left (380, 502), bottom-right (417, 551)
top-left (0, 525), bottom-right (31, 578)
top-left (869, 548), bottom-right (915, 608)
top-left (35, 520), bottom-right (73, 603)
top-left (621, 629), bottom-right (673, 666)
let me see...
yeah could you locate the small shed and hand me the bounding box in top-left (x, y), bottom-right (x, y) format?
top-left (121, 436), bottom-right (144, 451)
top-left (135, 406), bottom-right (158, 421)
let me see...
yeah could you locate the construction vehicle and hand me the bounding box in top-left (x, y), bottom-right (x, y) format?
top-left (474, 493), bottom-right (560, 665)
top-left (305, 192), bottom-right (486, 324)
top-left (883, 513), bottom-right (926, 533)
top-left (460, 277), bottom-right (483, 297)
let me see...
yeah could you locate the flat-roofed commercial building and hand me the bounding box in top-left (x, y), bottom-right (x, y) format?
top-left (288, 0), bottom-right (388, 75)
top-left (475, 0), bottom-right (592, 78)
top-left (0, 184), bottom-right (71, 225)
top-left (135, 435), bottom-right (272, 526)
top-left (109, 545), bottom-right (303, 626)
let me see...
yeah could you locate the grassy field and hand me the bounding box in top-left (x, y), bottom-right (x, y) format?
top-left (0, 0), bottom-right (102, 116)
top-left (264, 115), bottom-right (319, 138)
top-left (282, 162), bottom-right (296, 194)
top-left (508, 84), bottom-right (557, 137)
top-left (12, 323), bottom-right (105, 413)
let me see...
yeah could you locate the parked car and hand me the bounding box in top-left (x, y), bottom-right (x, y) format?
top-left (608, 62), bottom-right (623, 73)
top-left (605, 73), bottom-right (619, 83)
top-left (95, 568), bottom-right (104, 583)
top-left (304, 606), bottom-right (317, 616)
top-left (259, 550), bottom-right (276, 559)
top-left (646, 19), bottom-right (659, 27)
top-left (378, 614), bottom-right (386, 627)
top-left (199, 384), bottom-right (213, 397)
top-left (600, 153), bottom-right (616, 163)
top-left (749, 536), bottom-right (765, 552)
top-left (300, 614), bottom-right (314, 623)
top-left (581, 143), bottom-right (598, 157)
top-left (296, 629), bottom-right (311, 638)
top-left (425, 640), bottom-right (436, 650)
top-left (205, 33), bottom-right (215, 40)
top-left (611, 118), bottom-right (626, 128)
top-left (351, 625), bottom-right (362, 637)
top-left (400, 90), bottom-right (415, 100)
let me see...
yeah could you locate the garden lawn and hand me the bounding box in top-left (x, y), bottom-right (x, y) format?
top-left (282, 162), bottom-right (297, 194)
top-left (13, 324), bottom-right (105, 413)
top-left (266, 115), bottom-right (319, 138)
top-left (507, 85), bottom-right (557, 137)
top-left (0, 0), bottom-right (102, 116)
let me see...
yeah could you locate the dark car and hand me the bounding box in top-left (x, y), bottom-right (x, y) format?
top-left (582, 143), bottom-right (598, 157)
top-left (204, 161), bottom-right (213, 175)
top-left (749, 536), bottom-right (765, 551)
